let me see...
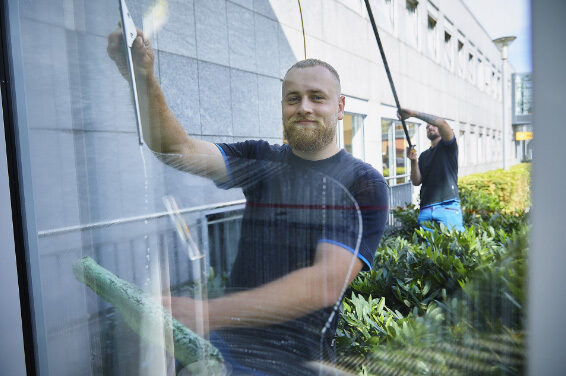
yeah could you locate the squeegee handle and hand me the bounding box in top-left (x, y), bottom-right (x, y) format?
top-left (364, 0), bottom-right (413, 149)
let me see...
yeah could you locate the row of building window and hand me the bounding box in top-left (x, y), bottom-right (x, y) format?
top-left (378, 118), bottom-right (502, 185)
top-left (337, 115), bottom-right (504, 185)
top-left (376, 0), bottom-right (502, 100)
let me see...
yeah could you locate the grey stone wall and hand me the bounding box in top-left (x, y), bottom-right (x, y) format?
top-left (18, 1), bottom-right (296, 374)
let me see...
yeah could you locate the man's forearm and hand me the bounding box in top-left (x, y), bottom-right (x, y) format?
top-left (206, 265), bottom-right (341, 330)
top-left (202, 245), bottom-right (363, 331)
top-left (410, 159), bottom-right (421, 186)
top-left (136, 73), bottom-right (191, 154)
top-left (412, 111), bottom-right (448, 128)
top-left (409, 110), bottom-right (453, 141)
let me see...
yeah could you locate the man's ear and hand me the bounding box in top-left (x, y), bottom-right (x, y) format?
top-left (337, 95), bottom-right (345, 120)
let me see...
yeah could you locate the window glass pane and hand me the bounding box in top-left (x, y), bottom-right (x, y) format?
top-left (427, 14), bottom-right (437, 58)
top-left (343, 114), bottom-right (353, 154)
top-left (405, 0), bottom-right (419, 47)
top-left (457, 39), bottom-right (466, 77)
top-left (381, 119), bottom-right (392, 177)
top-left (443, 30), bottom-right (454, 70)
top-left (343, 113), bottom-right (365, 160)
top-left (395, 123), bottom-right (407, 179)
top-left (7, 0), bottom-right (529, 374)
top-left (376, 0), bottom-right (395, 32)
top-left (382, 119), bottom-right (417, 185)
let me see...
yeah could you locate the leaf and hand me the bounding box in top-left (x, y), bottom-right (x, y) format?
top-left (377, 297), bottom-right (385, 312)
top-left (503, 291), bottom-right (522, 309)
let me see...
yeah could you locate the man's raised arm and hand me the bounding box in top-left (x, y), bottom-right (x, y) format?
top-left (107, 27), bottom-right (227, 181)
top-left (398, 108), bottom-right (454, 142)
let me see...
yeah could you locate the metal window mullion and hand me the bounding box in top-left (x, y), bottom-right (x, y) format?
top-left (2, 1), bottom-right (49, 373)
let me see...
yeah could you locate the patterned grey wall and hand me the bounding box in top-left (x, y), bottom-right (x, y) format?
top-left (17, 0), bottom-right (299, 374)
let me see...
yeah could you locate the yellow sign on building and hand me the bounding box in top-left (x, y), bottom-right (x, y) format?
top-left (516, 131), bottom-right (533, 141)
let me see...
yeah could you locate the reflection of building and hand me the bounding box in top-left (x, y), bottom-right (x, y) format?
top-left (280, 0), bottom-right (520, 204)
top-left (512, 73), bottom-right (533, 161)
top-left (381, 119), bottom-right (419, 185)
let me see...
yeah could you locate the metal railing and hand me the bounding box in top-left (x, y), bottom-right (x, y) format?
top-left (385, 176), bottom-right (414, 226)
top-left (37, 199), bottom-right (246, 238)
top-left (38, 200), bottom-right (246, 374)
top-left (38, 186), bottom-right (414, 374)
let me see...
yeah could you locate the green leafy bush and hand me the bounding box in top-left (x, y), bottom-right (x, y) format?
top-left (459, 163), bottom-right (530, 214)
top-left (389, 163), bottom-right (530, 235)
top-left (336, 165), bottom-right (530, 373)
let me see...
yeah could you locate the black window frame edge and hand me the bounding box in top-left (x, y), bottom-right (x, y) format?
top-left (1, 0), bottom-right (37, 374)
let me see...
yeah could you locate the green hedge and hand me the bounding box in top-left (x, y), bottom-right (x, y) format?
top-left (382, 167), bottom-right (406, 178)
top-left (459, 163), bottom-right (531, 214)
top-left (336, 166), bottom-right (530, 374)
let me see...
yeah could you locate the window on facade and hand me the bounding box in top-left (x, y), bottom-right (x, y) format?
top-left (443, 30), bottom-right (453, 70)
top-left (514, 73), bottom-right (533, 117)
top-left (405, 0), bottom-right (419, 47)
top-left (377, 0), bottom-right (395, 32)
top-left (468, 53), bottom-right (475, 83)
top-left (427, 15), bottom-right (438, 59)
top-left (469, 126), bottom-right (477, 164)
top-left (341, 113), bottom-right (365, 160)
top-left (381, 119), bottom-right (418, 185)
top-left (406, 0), bottom-right (418, 12)
top-left (483, 60), bottom-right (491, 91)
top-left (477, 57), bottom-right (484, 89)
top-left (496, 74), bottom-right (502, 99)
top-left (491, 133), bottom-right (497, 162)
top-left (457, 39), bottom-right (466, 77)
top-left (477, 127), bottom-right (485, 163)
top-left (458, 129), bottom-right (466, 167)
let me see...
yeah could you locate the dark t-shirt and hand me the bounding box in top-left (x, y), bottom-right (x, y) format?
top-left (213, 140), bottom-right (389, 374)
top-left (418, 137), bottom-right (459, 207)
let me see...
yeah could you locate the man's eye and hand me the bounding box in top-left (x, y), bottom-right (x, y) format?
top-left (287, 97), bottom-right (300, 103)
top-left (312, 95), bottom-right (324, 101)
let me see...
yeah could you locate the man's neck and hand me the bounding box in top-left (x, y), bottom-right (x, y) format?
top-left (291, 142), bottom-right (340, 161)
top-left (430, 136), bottom-right (441, 148)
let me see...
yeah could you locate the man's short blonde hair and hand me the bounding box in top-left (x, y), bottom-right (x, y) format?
top-left (284, 59), bottom-right (341, 94)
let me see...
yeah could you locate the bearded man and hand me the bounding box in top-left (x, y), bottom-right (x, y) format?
top-left (108, 28), bottom-right (388, 375)
top-left (399, 108), bottom-right (464, 232)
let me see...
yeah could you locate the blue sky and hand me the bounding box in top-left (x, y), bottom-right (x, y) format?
top-left (462, 0), bottom-right (532, 72)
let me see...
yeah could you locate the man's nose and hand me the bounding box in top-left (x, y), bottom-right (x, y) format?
top-left (297, 97), bottom-right (313, 115)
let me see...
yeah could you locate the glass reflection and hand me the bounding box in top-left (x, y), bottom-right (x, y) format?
top-left (12, 0), bottom-right (528, 374)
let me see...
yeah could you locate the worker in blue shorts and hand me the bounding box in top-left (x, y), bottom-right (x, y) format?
top-left (399, 108), bottom-right (464, 232)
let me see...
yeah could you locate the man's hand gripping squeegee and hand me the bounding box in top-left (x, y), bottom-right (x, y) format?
top-left (119, 0), bottom-right (145, 145)
top-left (73, 256), bottom-right (226, 374)
top-left (364, 0), bottom-right (413, 150)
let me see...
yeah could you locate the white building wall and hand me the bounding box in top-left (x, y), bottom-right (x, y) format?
top-left (270, 0), bottom-right (515, 182)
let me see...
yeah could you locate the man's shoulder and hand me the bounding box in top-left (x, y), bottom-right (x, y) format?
top-left (339, 152), bottom-right (387, 187)
top-left (439, 136), bottom-right (457, 150)
top-left (218, 139), bottom-right (291, 159)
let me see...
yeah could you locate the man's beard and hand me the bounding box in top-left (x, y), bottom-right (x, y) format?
top-left (283, 115), bottom-right (337, 153)
top-left (427, 132), bottom-right (440, 141)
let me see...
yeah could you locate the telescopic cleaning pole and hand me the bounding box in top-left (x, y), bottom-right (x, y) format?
top-left (364, 0), bottom-right (413, 149)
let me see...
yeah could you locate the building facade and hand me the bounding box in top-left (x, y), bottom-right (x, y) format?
top-left (512, 72), bottom-right (533, 161)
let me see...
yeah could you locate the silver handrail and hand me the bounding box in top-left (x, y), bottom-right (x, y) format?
top-left (384, 173), bottom-right (411, 182)
top-left (37, 199), bottom-right (246, 238)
